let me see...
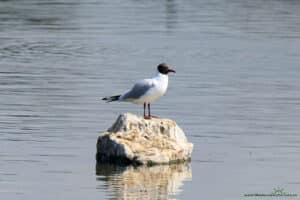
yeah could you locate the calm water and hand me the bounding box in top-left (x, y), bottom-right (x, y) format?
top-left (1, 0), bottom-right (300, 199)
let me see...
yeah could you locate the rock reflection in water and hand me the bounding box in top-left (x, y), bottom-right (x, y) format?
top-left (96, 163), bottom-right (192, 200)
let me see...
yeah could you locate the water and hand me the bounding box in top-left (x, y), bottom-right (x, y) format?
top-left (1, 0), bottom-right (300, 199)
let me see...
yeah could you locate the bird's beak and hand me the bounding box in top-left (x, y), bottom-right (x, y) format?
top-left (168, 68), bottom-right (176, 73)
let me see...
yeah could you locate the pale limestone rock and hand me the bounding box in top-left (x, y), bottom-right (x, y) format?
top-left (96, 113), bottom-right (193, 165)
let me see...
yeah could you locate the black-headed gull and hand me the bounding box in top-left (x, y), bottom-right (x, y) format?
top-left (102, 63), bottom-right (176, 119)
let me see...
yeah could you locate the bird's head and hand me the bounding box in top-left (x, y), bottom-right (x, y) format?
top-left (157, 63), bottom-right (176, 75)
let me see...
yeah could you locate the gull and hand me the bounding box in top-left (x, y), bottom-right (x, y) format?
top-left (102, 63), bottom-right (176, 119)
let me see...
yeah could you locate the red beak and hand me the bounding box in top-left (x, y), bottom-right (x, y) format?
top-left (168, 68), bottom-right (176, 73)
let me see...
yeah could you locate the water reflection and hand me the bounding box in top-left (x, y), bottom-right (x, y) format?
top-left (165, 0), bottom-right (178, 30)
top-left (96, 163), bottom-right (192, 200)
top-left (0, 0), bottom-right (78, 30)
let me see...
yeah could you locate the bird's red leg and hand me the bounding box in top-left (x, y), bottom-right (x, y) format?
top-left (144, 103), bottom-right (151, 119)
top-left (148, 103), bottom-right (158, 118)
top-left (148, 103), bottom-right (151, 118)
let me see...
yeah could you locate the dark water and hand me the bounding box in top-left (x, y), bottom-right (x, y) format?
top-left (1, 0), bottom-right (300, 199)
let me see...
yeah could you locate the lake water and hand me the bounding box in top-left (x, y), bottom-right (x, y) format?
top-left (1, 0), bottom-right (300, 199)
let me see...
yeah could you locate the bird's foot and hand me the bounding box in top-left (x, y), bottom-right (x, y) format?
top-left (144, 115), bottom-right (158, 120)
top-left (144, 116), bottom-right (151, 120)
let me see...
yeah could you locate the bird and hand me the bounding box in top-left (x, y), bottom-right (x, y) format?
top-left (102, 63), bottom-right (176, 119)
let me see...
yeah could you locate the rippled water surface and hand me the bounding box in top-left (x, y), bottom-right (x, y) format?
top-left (1, 0), bottom-right (300, 199)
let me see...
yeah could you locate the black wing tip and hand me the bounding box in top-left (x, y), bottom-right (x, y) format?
top-left (101, 95), bottom-right (120, 103)
top-left (102, 97), bottom-right (111, 103)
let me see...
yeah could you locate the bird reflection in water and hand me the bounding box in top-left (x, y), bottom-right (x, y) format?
top-left (96, 163), bottom-right (192, 200)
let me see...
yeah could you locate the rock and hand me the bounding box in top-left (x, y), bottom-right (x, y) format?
top-left (96, 113), bottom-right (193, 166)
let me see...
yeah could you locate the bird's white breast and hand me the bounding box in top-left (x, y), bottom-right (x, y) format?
top-left (132, 73), bottom-right (168, 104)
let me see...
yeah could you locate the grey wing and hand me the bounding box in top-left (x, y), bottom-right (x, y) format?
top-left (121, 79), bottom-right (154, 100)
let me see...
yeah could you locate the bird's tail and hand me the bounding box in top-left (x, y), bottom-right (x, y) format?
top-left (102, 95), bottom-right (121, 103)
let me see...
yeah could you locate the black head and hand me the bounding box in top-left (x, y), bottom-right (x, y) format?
top-left (157, 63), bottom-right (176, 75)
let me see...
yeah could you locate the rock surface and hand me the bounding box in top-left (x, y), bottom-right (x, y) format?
top-left (96, 113), bottom-right (193, 166)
